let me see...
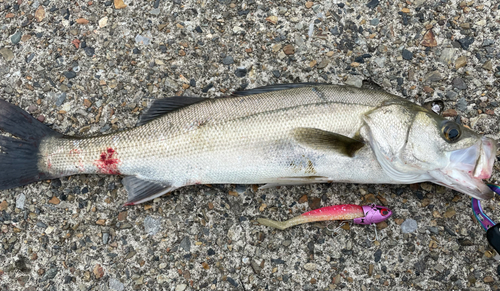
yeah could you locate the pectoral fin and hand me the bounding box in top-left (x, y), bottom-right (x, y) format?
top-left (291, 127), bottom-right (364, 157)
top-left (122, 176), bottom-right (177, 206)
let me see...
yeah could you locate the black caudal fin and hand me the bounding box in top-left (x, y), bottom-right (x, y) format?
top-left (0, 99), bottom-right (60, 190)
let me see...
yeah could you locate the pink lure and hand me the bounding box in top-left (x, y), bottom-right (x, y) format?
top-left (257, 204), bottom-right (392, 230)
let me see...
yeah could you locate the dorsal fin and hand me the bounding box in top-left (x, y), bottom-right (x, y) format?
top-left (231, 83), bottom-right (328, 97)
top-left (138, 97), bottom-right (206, 126)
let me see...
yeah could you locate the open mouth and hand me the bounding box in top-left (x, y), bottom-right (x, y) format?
top-left (429, 137), bottom-right (497, 200)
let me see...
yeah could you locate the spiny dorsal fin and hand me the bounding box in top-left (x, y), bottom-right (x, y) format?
top-left (138, 97), bottom-right (206, 126)
top-left (291, 127), bottom-right (365, 157)
top-left (122, 176), bottom-right (177, 206)
top-left (231, 83), bottom-right (328, 97)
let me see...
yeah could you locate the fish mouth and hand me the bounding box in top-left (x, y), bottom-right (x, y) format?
top-left (429, 137), bottom-right (497, 200)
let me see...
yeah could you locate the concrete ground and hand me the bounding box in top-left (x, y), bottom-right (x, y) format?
top-left (0, 0), bottom-right (500, 290)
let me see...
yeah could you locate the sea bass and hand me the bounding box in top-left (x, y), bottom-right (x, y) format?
top-left (0, 83), bottom-right (496, 205)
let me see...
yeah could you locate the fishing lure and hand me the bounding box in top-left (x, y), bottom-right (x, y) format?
top-left (471, 184), bottom-right (500, 255)
top-left (257, 204), bottom-right (392, 230)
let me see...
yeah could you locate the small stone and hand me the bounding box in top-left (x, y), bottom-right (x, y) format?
top-left (439, 48), bottom-right (456, 65)
top-left (366, 0), bottom-right (379, 9)
top-left (135, 34), bottom-right (151, 45)
top-left (283, 45), bottom-right (295, 55)
top-left (445, 90), bottom-right (458, 100)
top-left (144, 216), bottom-right (161, 236)
top-left (317, 59), bottom-right (329, 69)
top-left (235, 68), bottom-right (247, 78)
top-left (424, 71), bottom-right (442, 82)
top-left (109, 278), bottom-right (125, 291)
top-left (99, 17), bottom-right (108, 28)
top-left (484, 276), bottom-right (494, 283)
top-left (175, 284), bottom-right (187, 291)
top-left (455, 56), bottom-right (467, 69)
top-left (150, 8), bottom-right (160, 15)
top-left (458, 36), bottom-right (474, 50)
top-left (482, 39), bottom-right (494, 47)
top-left (118, 211), bottom-right (127, 221)
top-left (423, 86), bottom-right (433, 93)
top-left (401, 219), bottom-right (418, 233)
top-left (308, 197), bottom-right (321, 210)
top-left (49, 196), bottom-right (60, 205)
top-left (102, 232), bottom-right (109, 244)
top-left (11, 31), bottom-right (22, 45)
top-left (16, 194), bottom-right (25, 209)
top-left (0, 201), bottom-right (7, 211)
top-left (458, 238), bottom-right (473, 246)
top-left (0, 48), bottom-right (14, 61)
top-left (35, 6), bottom-right (45, 22)
top-left (421, 29), bottom-right (437, 47)
top-left (456, 98), bottom-right (467, 111)
top-left (309, 60), bottom-right (317, 67)
top-left (345, 75), bottom-right (363, 88)
top-left (443, 207), bottom-right (456, 218)
top-left (298, 195), bottom-right (308, 204)
top-left (482, 60), bottom-right (492, 71)
top-left (114, 0), bottom-right (127, 9)
top-left (93, 264), bottom-right (104, 279)
top-left (63, 71), bottom-right (77, 79)
top-left (76, 18), bottom-right (89, 24)
top-left (363, 194), bottom-right (376, 204)
top-left (272, 70), bottom-right (281, 78)
top-left (402, 49), bottom-right (413, 60)
top-left (180, 236), bottom-right (191, 252)
top-left (374, 249), bottom-right (382, 262)
top-left (442, 109), bottom-right (457, 117)
top-left (370, 18), bottom-right (380, 25)
top-left (452, 77), bottom-right (467, 90)
top-left (304, 263), bottom-right (316, 271)
top-left (305, 1), bottom-right (313, 8)
top-left (222, 56), bottom-right (234, 65)
top-left (266, 16), bottom-right (278, 24)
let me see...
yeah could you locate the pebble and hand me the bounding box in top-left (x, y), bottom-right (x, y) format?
top-left (402, 49), bottom-right (413, 61)
top-left (11, 31), bottom-right (22, 44)
top-left (283, 45), bottom-right (295, 55)
top-left (345, 75), bottom-right (363, 88)
top-left (16, 194), bottom-right (25, 209)
top-left (304, 263), bottom-right (317, 271)
top-left (235, 68), bottom-right (247, 78)
top-left (99, 17), bottom-right (108, 28)
top-left (222, 56), bottom-right (234, 65)
top-left (109, 278), bottom-right (125, 291)
top-left (401, 219), bottom-right (418, 233)
top-left (424, 71), bottom-right (442, 82)
top-left (272, 70), bottom-right (281, 78)
top-left (0, 48), bottom-right (14, 61)
top-left (452, 77), bottom-right (467, 90)
top-left (482, 39), bottom-right (494, 47)
top-left (84, 47), bottom-right (95, 57)
top-left (179, 236), bottom-right (191, 252)
top-left (458, 36), bottom-right (474, 50)
top-left (150, 8), bottom-right (160, 15)
top-left (102, 232), bottom-right (109, 244)
top-left (421, 29), bottom-right (437, 47)
top-left (456, 98), bottom-right (468, 111)
top-left (175, 284), bottom-right (187, 291)
top-left (374, 249), bottom-right (382, 262)
top-left (370, 18), bottom-right (380, 25)
top-left (63, 71), bottom-right (77, 79)
top-left (445, 90), bottom-right (458, 100)
top-left (135, 34), bottom-right (151, 45)
top-left (439, 48), bottom-right (456, 65)
top-left (455, 56), bottom-right (467, 69)
top-left (366, 0), bottom-right (379, 9)
top-left (56, 93), bottom-right (67, 106)
top-left (144, 216), bottom-right (161, 235)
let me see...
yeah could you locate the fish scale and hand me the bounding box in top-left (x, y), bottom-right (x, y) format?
top-left (38, 85), bottom-right (395, 188)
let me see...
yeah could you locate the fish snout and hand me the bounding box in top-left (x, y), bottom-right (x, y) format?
top-left (353, 205), bottom-right (393, 225)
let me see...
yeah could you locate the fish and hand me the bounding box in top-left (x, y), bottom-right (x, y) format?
top-left (257, 204), bottom-right (392, 230)
top-left (0, 83), bottom-right (497, 205)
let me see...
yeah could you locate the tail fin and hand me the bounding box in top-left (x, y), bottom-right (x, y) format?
top-left (0, 99), bottom-right (60, 190)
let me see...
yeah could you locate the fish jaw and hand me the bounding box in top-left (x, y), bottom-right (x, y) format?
top-left (429, 137), bottom-right (497, 200)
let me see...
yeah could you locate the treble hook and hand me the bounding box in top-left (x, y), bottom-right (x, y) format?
top-left (367, 223), bottom-right (383, 241)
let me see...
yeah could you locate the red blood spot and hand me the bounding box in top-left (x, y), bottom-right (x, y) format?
top-left (94, 148), bottom-right (121, 175)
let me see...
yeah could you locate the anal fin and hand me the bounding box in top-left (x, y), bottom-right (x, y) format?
top-left (122, 176), bottom-right (177, 206)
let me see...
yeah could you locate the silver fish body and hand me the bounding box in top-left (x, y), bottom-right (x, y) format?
top-left (0, 84), bottom-right (496, 205)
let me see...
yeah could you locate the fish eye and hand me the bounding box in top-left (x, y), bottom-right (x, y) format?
top-left (379, 208), bottom-right (389, 216)
top-left (441, 121), bottom-right (461, 143)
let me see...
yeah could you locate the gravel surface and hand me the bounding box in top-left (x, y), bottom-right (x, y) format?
top-left (1, 0), bottom-right (500, 290)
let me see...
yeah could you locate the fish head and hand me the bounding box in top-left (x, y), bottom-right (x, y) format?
top-left (363, 101), bottom-right (497, 200)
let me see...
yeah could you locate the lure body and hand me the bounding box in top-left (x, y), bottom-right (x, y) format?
top-left (257, 204), bottom-right (392, 230)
